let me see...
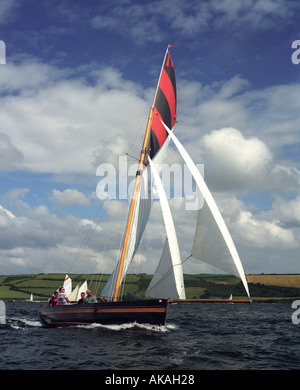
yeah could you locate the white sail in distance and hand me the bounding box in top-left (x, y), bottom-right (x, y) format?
top-left (79, 280), bottom-right (88, 297)
top-left (63, 274), bottom-right (72, 297)
top-left (68, 284), bottom-right (79, 302)
top-left (163, 123), bottom-right (250, 298)
top-left (69, 280), bottom-right (88, 302)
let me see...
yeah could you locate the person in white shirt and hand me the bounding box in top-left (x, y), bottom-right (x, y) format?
top-left (58, 286), bottom-right (70, 305)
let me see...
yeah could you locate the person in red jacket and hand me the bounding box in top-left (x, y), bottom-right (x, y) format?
top-left (48, 291), bottom-right (59, 306)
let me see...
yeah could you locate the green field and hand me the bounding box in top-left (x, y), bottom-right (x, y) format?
top-left (1, 273), bottom-right (300, 302)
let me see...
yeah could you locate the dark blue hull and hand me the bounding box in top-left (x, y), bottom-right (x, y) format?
top-left (39, 299), bottom-right (168, 327)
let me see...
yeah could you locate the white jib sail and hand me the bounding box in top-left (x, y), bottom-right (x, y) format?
top-left (145, 156), bottom-right (186, 299)
top-left (163, 123), bottom-right (250, 298)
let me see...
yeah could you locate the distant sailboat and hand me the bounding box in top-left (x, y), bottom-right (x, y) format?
top-left (26, 293), bottom-right (33, 302)
top-left (39, 45), bottom-right (250, 328)
top-left (27, 292), bottom-right (43, 303)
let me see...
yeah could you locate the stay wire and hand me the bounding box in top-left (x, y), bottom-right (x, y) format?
top-left (69, 198), bottom-right (113, 272)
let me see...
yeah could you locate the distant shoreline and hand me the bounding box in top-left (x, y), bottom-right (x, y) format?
top-left (1, 273), bottom-right (300, 303)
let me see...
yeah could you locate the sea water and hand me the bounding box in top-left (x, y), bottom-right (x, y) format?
top-left (0, 301), bottom-right (299, 370)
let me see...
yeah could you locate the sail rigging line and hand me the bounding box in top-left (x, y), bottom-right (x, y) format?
top-left (127, 113), bottom-right (148, 159)
top-left (103, 197), bottom-right (135, 300)
top-left (126, 152), bottom-right (140, 162)
top-left (123, 223), bottom-right (150, 300)
top-left (68, 198), bottom-right (113, 272)
top-left (91, 226), bottom-right (112, 297)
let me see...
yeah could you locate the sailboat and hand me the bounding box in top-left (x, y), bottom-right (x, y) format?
top-left (39, 46), bottom-right (177, 327)
top-left (39, 46), bottom-right (250, 328)
top-left (26, 293), bottom-right (34, 302)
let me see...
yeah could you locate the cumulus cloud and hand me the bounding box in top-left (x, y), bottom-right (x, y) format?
top-left (0, 0), bottom-right (18, 24)
top-left (174, 74), bottom-right (300, 199)
top-left (50, 189), bottom-right (90, 207)
top-left (0, 201), bottom-right (107, 274)
top-left (0, 205), bottom-right (16, 225)
top-left (0, 204), bottom-right (63, 250)
top-left (213, 193), bottom-right (300, 251)
top-left (0, 59), bottom-right (147, 176)
top-left (0, 60), bottom-right (67, 93)
top-left (261, 196), bottom-right (300, 228)
top-left (235, 209), bottom-right (298, 249)
top-left (201, 127), bottom-right (273, 190)
top-left (90, 0), bottom-right (300, 44)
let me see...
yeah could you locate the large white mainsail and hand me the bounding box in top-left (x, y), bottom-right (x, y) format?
top-left (101, 163), bottom-right (152, 299)
top-left (145, 157), bottom-right (185, 299)
top-left (101, 140), bottom-right (170, 299)
top-left (163, 123), bottom-right (250, 298)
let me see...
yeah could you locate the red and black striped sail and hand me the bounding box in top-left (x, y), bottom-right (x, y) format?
top-left (149, 50), bottom-right (177, 159)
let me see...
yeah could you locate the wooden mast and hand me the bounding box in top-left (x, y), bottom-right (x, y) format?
top-left (112, 46), bottom-right (170, 302)
top-left (112, 107), bottom-right (154, 301)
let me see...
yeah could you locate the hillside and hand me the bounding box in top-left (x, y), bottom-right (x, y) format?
top-left (1, 273), bottom-right (300, 302)
top-left (247, 274), bottom-right (300, 288)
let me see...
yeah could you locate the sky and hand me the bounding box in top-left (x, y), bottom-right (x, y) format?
top-left (0, 0), bottom-right (300, 277)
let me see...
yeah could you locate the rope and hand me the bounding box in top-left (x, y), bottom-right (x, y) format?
top-left (69, 198), bottom-right (113, 272)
